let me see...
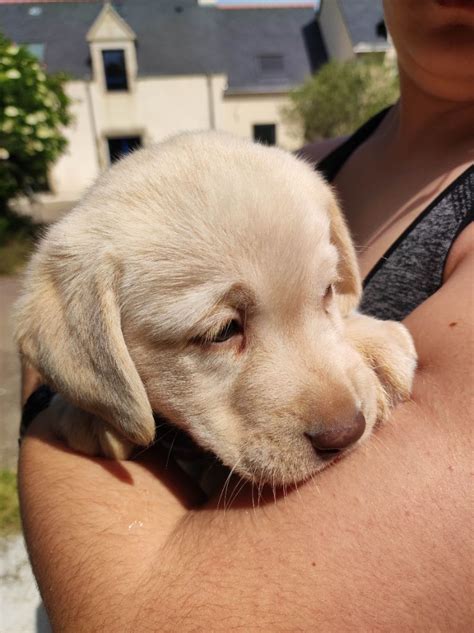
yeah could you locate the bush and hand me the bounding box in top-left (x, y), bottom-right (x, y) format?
top-left (284, 58), bottom-right (399, 141)
top-left (0, 33), bottom-right (72, 212)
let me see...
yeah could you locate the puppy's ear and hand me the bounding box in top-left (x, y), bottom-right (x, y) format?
top-left (15, 252), bottom-right (155, 447)
top-left (327, 194), bottom-right (362, 316)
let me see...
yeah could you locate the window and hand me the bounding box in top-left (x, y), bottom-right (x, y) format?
top-left (253, 124), bottom-right (276, 146)
top-left (258, 54), bottom-right (284, 75)
top-left (107, 136), bottom-right (142, 163)
top-left (376, 19), bottom-right (388, 39)
top-left (102, 49), bottom-right (128, 91)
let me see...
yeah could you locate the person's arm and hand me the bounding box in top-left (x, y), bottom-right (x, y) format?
top-left (19, 227), bottom-right (473, 633)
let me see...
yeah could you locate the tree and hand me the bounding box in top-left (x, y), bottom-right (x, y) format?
top-left (284, 58), bottom-right (399, 142)
top-left (0, 34), bottom-right (72, 214)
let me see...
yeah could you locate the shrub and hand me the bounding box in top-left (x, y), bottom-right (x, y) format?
top-left (284, 58), bottom-right (399, 141)
top-left (0, 33), bottom-right (71, 212)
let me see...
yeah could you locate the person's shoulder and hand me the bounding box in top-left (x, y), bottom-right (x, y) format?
top-left (297, 136), bottom-right (349, 165)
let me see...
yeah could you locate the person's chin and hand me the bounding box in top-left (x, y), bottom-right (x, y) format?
top-left (435, 0), bottom-right (474, 12)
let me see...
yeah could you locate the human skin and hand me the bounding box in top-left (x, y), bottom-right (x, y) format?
top-left (18, 0), bottom-right (474, 630)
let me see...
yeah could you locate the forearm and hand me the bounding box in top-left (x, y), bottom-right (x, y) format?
top-left (19, 416), bottom-right (197, 633)
top-left (145, 402), bottom-right (471, 632)
top-left (19, 244), bottom-right (474, 632)
top-left (19, 396), bottom-right (471, 633)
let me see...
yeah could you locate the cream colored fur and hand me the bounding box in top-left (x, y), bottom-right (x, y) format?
top-left (15, 132), bottom-right (416, 485)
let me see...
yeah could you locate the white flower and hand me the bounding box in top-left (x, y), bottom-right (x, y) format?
top-left (37, 126), bottom-right (52, 139)
top-left (6, 69), bottom-right (20, 79)
top-left (2, 120), bottom-right (13, 133)
top-left (25, 112), bottom-right (47, 125)
top-left (0, 148), bottom-right (10, 160)
top-left (22, 127), bottom-right (33, 135)
top-left (0, 56), bottom-right (11, 66)
top-left (4, 106), bottom-right (19, 117)
top-left (37, 71), bottom-right (46, 82)
top-left (6, 45), bottom-right (19, 56)
top-left (26, 139), bottom-right (44, 153)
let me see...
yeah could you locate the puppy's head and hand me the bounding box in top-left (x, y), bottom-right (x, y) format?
top-left (16, 132), bottom-right (377, 485)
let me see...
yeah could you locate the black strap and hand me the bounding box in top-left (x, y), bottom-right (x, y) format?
top-left (19, 385), bottom-right (56, 443)
top-left (317, 107), bottom-right (392, 183)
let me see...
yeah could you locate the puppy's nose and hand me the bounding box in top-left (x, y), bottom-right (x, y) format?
top-left (306, 412), bottom-right (366, 457)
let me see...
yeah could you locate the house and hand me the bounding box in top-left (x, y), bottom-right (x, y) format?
top-left (318, 0), bottom-right (389, 60)
top-left (0, 0), bottom-right (328, 219)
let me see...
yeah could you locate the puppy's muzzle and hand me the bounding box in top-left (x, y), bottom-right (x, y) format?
top-left (306, 412), bottom-right (366, 459)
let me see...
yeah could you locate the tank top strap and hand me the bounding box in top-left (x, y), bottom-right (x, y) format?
top-left (317, 107), bottom-right (391, 182)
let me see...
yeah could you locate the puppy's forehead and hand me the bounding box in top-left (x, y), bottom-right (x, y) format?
top-left (95, 131), bottom-right (332, 236)
top-left (98, 133), bottom-right (335, 329)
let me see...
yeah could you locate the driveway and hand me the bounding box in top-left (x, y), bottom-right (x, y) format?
top-left (0, 276), bottom-right (52, 631)
top-left (0, 275), bottom-right (22, 470)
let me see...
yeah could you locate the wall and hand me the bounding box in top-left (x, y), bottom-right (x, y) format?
top-left (318, 0), bottom-right (354, 61)
top-left (41, 73), bottom-right (303, 219)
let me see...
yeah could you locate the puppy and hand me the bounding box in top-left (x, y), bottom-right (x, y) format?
top-left (15, 132), bottom-right (416, 485)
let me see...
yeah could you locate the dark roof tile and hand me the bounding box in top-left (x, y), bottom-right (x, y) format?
top-left (0, 0), bottom-right (327, 89)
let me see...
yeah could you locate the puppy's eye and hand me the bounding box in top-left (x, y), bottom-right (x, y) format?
top-left (210, 319), bottom-right (243, 343)
top-left (323, 284), bottom-right (334, 310)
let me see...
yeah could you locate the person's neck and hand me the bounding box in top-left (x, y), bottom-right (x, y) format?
top-left (380, 68), bottom-right (474, 155)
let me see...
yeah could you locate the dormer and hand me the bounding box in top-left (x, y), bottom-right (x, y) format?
top-left (87, 3), bottom-right (137, 93)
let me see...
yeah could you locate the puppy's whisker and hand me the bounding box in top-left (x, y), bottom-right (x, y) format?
top-left (370, 434), bottom-right (391, 456)
top-left (218, 458), bottom-right (242, 511)
top-left (165, 430), bottom-right (179, 469)
top-left (271, 470), bottom-right (277, 506)
top-left (218, 471), bottom-right (233, 513)
top-left (250, 481), bottom-right (256, 514)
top-left (309, 472), bottom-right (322, 497)
top-left (154, 421), bottom-right (173, 433)
top-left (293, 476), bottom-right (303, 503)
top-left (257, 477), bottom-right (264, 509)
top-left (226, 475), bottom-right (246, 511)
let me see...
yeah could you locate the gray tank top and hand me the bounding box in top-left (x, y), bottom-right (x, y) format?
top-left (317, 111), bottom-right (473, 321)
top-left (361, 166), bottom-right (473, 321)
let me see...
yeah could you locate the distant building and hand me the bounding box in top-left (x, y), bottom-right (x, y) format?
top-left (318, 0), bottom-right (389, 60)
top-left (0, 0), bottom-right (328, 219)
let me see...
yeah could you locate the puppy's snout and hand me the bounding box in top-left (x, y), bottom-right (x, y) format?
top-left (306, 412), bottom-right (366, 458)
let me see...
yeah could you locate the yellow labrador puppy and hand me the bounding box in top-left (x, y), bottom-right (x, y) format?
top-left (15, 132), bottom-right (416, 485)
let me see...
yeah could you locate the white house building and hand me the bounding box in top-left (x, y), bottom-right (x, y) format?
top-left (318, 0), bottom-right (388, 60)
top-left (0, 0), bottom-right (331, 218)
top-left (0, 0), bottom-right (389, 220)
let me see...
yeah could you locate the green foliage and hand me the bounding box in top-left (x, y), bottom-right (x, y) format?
top-left (0, 234), bottom-right (35, 274)
top-left (0, 206), bottom-right (38, 244)
top-left (0, 469), bottom-right (20, 536)
top-left (0, 33), bottom-right (72, 211)
top-left (284, 58), bottom-right (399, 141)
top-left (0, 206), bottom-right (40, 274)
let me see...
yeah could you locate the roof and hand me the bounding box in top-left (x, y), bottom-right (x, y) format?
top-left (0, 0), bottom-right (327, 90)
top-left (336, 0), bottom-right (386, 50)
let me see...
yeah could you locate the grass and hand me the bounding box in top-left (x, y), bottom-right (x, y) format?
top-left (0, 469), bottom-right (21, 536)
